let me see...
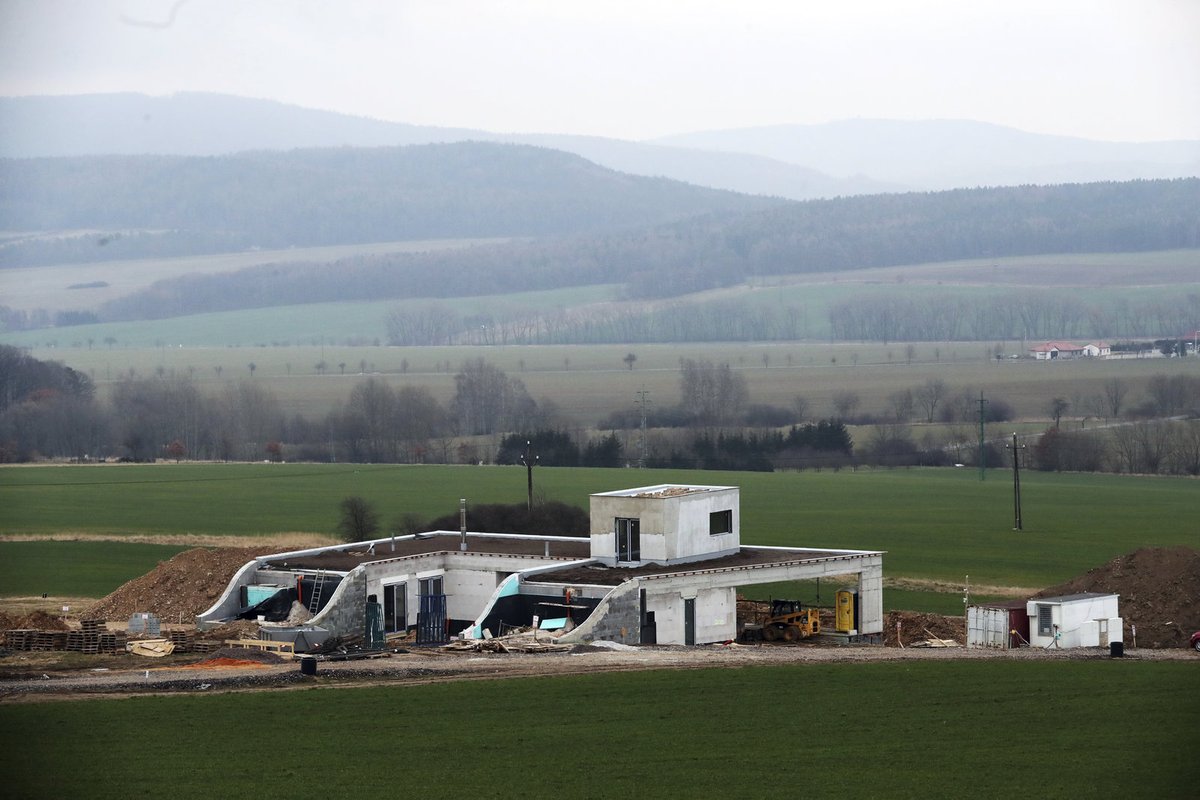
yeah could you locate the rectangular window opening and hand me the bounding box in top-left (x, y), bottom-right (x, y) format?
top-left (709, 509), bottom-right (733, 536)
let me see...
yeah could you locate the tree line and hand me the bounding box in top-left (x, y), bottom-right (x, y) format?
top-left (829, 290), bottom-right (1200, 342)
top-left (3, 345), bottom-right (1195, 478)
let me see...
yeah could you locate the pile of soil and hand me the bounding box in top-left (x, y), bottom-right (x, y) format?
top-left (884, 611), bottom-right (964, 647)
top-left (198, 646), bottom-right (285, 665)
top-left (86, 547), bottom-right (263, 622)
top-left (1034, 546), bottom-right (1200, 649)
top-left (5, 610), bottom-right (72, 631)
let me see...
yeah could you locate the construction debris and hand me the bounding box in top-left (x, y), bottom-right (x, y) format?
top-left (442, 628), bottom-right (571, 654)
top-left (127, 639), bottom-right (175, 658)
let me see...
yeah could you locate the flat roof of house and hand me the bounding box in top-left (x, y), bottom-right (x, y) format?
top-left (526, 546), bottom-right (883, 586)
top-left (1033, 592), bottom-right (1118, 604)
top-left (261, 532), bottom-right (591, 571)
top-left (591, 483), bottom-right (735, 499)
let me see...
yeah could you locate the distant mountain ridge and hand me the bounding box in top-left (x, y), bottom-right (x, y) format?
top-left (0, 142), bottom-right (781, 266)
top-left (0, 92), bottom-right (885, 200)
top-left (654, 119), bottom-right (1200, 190)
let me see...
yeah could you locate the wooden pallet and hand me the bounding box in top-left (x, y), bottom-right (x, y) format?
top-left (223, 638), bottom-right (296, 659)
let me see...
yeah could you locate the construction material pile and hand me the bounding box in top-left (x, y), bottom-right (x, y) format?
top-left (442, 629), bottom-right (571, 653)
top-left (86, 547), bottom-right (263, 622)
top-left (1034, 546), bottom-right (1200, 649)
top-left (0, 610), bottom-right (71, 631)
top-left (884, 611), bottom-right (964, 647)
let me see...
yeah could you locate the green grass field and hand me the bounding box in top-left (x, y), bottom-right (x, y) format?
top-left (0, 661), bottom-right (1192, 799)
top-left (7, 248), bottom-right (1196, 348)
top-left (3, 464), bottom-right (1197, 592)
top-left (0, 541), bottom-right (187, 598)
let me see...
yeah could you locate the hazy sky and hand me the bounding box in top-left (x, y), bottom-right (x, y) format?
top-left (2, 0), bottom-right (1198, 142)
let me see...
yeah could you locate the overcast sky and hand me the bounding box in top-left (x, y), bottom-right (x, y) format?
top-left (2, 0), bottom-right (1197, 142)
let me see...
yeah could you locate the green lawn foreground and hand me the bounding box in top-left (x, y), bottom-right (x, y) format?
top-left (0, 661), bottom-right (1193, 799)
top-left (3, 464), bottom-right (1198, 591)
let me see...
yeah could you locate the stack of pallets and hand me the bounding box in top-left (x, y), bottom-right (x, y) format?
top-left (32, 631), bottom-right (68, 651)
top-left (2, 629), bottom-right (35, 650)
top-left (166, 629), bottom-right (195, 653)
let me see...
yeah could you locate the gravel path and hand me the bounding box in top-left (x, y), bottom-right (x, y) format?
top-left (2, 643), bottom-right (1194, 704)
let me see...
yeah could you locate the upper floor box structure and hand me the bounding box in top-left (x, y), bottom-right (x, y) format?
top-left (590, 484), bottom-right (740, 567)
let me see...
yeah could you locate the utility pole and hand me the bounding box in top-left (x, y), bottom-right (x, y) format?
top-left (1006, 433), bottom-right (1026, 531)
top-left (520, 441), bottom-right (538, 512)
top-left (977, 391), bottom-right (989, 481)
top-left (636, 388), bottom-right (650, 468)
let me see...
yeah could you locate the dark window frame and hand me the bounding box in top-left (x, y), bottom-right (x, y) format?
top-left (709, 509), bottom-right (733, 536)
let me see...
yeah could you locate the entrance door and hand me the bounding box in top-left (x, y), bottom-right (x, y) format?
top-left (616, 518), bottom-right (640, 562)
top-left (684, 597), bottom-right (696, 646)
top-left (416, 576), bottom-right (447, 645)
top-left (383, 582), bottom-right (407, 633)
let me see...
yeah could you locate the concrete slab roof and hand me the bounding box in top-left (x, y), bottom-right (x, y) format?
top-left (525, 546), bottom-right (883, 586)
top-left (591, 483), bottom-right (735, 499)
top-left (261, 532), bottom-right (591, 571)
top-left (1033, 592), bottom-right (1118, 604)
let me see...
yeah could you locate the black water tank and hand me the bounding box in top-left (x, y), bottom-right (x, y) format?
top-left (1109, 641), bottom-right (1124, 658)
top-left (299, 657), bottom-right (318, 675)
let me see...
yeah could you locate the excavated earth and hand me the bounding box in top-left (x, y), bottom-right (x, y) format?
top-left (84, 547), bottom-right (264, 622)
top-left (1033, 546), bottom-right (1200, 649)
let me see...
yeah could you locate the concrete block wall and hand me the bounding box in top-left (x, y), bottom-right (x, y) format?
top-left (558, 581), bottom-right (642, 646)
top-left (309, 567), bottom-right (367, 639)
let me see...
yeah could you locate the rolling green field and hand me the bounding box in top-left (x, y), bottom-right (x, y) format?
top-left (0, 661), bottom-right (1193, 799)
top-left (3, 464), bottom-right (1197, 591)
top-left (0, 541), bottom-right (186, 598)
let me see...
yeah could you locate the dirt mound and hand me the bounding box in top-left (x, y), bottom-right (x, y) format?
top-left (8, 610), bottom-right (72, 631)
top-left (1035, 546), bottom-right (1200, 649)
top-left (884, 611), bottom-right (964, 647)
top-left (86, 547), bottom-right (263, 622)
top-left (200, 646), bottom-right (285, 664)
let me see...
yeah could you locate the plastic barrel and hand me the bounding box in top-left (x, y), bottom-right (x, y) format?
top-left (1109, 641), bottom-right (1124, 658)
top-left (300, 657), bottom-right (318, 675)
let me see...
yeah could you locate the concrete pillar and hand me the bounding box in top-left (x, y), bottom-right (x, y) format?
top-left (857, 562), bottom-right (884, 635)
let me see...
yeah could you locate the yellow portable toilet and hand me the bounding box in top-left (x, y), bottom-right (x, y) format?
top-left (835, 589), bottom-right (857, 633)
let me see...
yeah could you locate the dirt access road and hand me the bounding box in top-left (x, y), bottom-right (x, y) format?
top-left (2, 642), bottom-right (1194, 704)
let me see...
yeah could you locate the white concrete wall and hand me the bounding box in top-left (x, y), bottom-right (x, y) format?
top-left (1027, 596), bottom-right (1121, 648)
top-left (645, 586), bottom-right (737, 645)
top-left (589, 485), bottom-right (739, 565)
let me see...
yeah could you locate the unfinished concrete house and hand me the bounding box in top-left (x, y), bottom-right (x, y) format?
top-left (198, 483), bottom-right (885, 650)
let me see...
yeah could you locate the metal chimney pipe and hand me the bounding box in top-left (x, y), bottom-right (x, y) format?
top-left (459, 498), bottom-right (467, 551)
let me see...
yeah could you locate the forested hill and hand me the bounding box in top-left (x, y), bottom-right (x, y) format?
top-left (97, 178), bottom-right (1200, 322)
top-left (0, 143), bottom-right (779, 267)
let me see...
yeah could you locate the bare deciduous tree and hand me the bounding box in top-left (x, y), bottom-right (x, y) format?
top-left (831, 390), bottom-right (860, 421)
top-left (337, 496), bottom-right (380, 542)
top-left (914, 379), bottom-right (948, 423)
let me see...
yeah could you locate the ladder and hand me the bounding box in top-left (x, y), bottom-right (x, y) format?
top-left (307, 569), bottom-right (327, 616)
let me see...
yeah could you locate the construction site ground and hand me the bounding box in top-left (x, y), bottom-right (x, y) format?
top-left (2, 542), bottom-right (1197, 703)
top-left (3, 636), bottom-right (1194, 704)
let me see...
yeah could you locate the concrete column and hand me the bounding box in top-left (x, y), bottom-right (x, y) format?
top-left (857, 562), bottom-right (884, 635)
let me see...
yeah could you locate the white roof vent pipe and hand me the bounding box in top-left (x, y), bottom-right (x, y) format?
top-left (460, 498), bottom-right (468, 551)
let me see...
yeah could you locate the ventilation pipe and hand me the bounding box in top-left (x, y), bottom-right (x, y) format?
top-left (459, 498), bottom-right (468, 551)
